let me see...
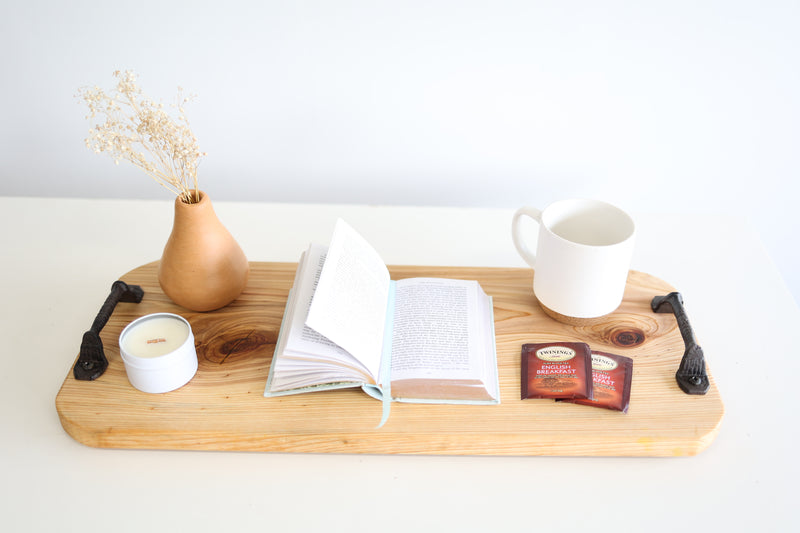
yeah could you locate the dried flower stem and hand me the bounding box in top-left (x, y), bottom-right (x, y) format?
top-left (78, 70), bottom-right (205, 203)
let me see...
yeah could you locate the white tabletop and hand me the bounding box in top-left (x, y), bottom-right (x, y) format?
top-left (1, 196), bottom-right (798, 532)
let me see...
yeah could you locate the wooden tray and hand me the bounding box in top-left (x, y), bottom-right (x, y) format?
top-left (56, 262), bottom-right (724, 456)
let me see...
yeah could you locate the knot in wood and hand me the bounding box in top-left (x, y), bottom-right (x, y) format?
top-left (609, 328), bottom-right (645, 347)
top-left (200, 328), bottom-right (275, 364)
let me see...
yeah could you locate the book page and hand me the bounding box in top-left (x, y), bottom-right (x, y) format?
top-left (267, 245), bottom-right (375, 392)
top-left (388, 277), bottom-right (497, 401)
top-left (306, 219), bottom-right (390, 380)
top-left (282, 245), bottom-right (362, 365)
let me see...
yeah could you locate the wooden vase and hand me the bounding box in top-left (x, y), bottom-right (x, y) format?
top-left (157, 190), bottom-right (249, 312)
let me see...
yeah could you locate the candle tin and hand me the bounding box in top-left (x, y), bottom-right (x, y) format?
top-left (118, 313), bottom-right (198, 393)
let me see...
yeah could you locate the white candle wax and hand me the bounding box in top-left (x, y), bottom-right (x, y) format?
top-left (119, 313), bottom-right (197, 393)
top-left (121, 315), bottom-right (190, 358)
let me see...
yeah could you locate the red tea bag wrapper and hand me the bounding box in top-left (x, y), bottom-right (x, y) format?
top-left (521, 342), bottom-right (592, 400)
top-left (563, 351), bottom-right (633, 413)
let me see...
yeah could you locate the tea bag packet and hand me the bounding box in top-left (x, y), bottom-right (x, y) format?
top-left (562, 351), bottom-right (633, 413)
top-left (521, 342), bottom-right (593, 400)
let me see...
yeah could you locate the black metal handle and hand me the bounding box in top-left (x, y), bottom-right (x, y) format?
top-left (73, 280), bottom-right (144, 381)
top-left (651, 292), bottom-right (709, 395)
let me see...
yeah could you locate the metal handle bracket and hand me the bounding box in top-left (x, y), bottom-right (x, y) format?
top-left (651, 292), bottom-right (710, 395)
top-left (73, 280), bottom-right (144, 381)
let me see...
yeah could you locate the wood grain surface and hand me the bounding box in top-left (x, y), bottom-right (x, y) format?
top-left (56, 262), bottom-right (724, 456)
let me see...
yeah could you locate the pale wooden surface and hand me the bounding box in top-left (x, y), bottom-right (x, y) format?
top-left (56, 261), bottom-right (724, 456)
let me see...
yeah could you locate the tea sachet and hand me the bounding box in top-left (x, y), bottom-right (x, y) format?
top-left (561, 351), bottom-right (633, 413)
top-left (521, 342), bottom-right (593, 400)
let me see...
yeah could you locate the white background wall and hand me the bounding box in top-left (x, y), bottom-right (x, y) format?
top-left (2, 1), bottom-right (798, 302)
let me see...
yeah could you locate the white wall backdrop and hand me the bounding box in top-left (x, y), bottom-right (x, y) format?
top-left (2, 1), bottom-right (798, 301)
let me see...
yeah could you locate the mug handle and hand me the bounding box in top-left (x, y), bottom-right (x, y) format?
top-left (512, 206), bottom-right (542, 268)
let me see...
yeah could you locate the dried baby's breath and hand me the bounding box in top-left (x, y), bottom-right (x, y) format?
top-left (78, 70), bottom-right (206, 203)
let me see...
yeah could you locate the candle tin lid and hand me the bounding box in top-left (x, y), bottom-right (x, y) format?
top-left (118, 313), bottom-right (198, 393)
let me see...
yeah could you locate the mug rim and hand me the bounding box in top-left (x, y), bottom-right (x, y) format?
top-left (540, 198), bottom-right (635, 247)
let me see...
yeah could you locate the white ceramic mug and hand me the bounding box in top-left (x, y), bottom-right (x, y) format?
top-left (512, 199), bottom-right (636, 321)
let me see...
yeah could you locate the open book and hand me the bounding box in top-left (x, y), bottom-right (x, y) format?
top-left (264, 219), bottom-right (499, 411)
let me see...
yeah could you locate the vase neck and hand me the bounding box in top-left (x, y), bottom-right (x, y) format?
top-left (181, 190), bottom-right (203, 204)
top-left (172, 190), bottom-right (218, 228)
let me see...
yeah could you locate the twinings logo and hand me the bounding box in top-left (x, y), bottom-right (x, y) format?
top-left (536, 346), bottom-right (576, 362)
top-left (592, 354), bottom-right (618, 371)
